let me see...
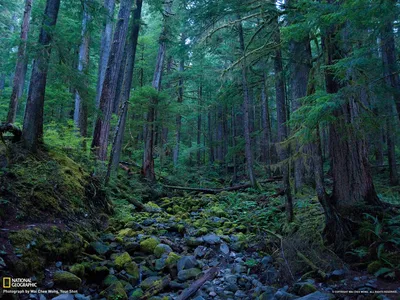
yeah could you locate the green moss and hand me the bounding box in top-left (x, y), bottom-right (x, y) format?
top-left (100, 281), bottom-right (128, 300)
top-left (140, 237), bottom-right (159, 253)
top-left (125, 261), bottom-right (139, 279)
top-left (129, 288), bottom-right (144, 300)
top-left (70, 264), bottom-right (85, 279)
top-left (114, 252), bottom-right (132, 269)
top-left (53, 271), bottom-right (82, 289)
top-left (367, 261), bottom-right (382, 274)
top-left (165, 252), bottom-right (181, 267)
top-left (103, 275), bottom-right (119, 287)
top-left (117, 228), bottom-right (136, 238)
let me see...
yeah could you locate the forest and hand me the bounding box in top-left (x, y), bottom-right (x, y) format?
top-left (0, 0), bottom-right (400, 299)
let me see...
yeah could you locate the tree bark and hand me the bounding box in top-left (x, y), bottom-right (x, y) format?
top-left (273, 10), bottom-right (293, 222)
top-left (287, 0), bottom-right (312, 191)
top-left (91, 0), bottom-right (132, 161)
top-left (380, 0), bottom-right (400, 121)
top-left (73, 0), bottom-right (90, 138)
top-left (95, 0), bottom-right (116, 108)
top-left (261, 71), bottom-right (272, 176)
top-left (107, 0), bottom-right (143, 180)
top-left (7, 0), bottom-right (33, 123)
top-left (143, 0), bottom-right (173, 181)
top-left (237, 17), bottom-right (257, 188)
top-left (173, 40), bottom-right (185, 167)
top-left (22, 0), bottom-right (61, 152)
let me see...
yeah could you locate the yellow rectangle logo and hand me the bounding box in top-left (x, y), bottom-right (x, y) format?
top-left (3, 277), bottom-right (11, 288)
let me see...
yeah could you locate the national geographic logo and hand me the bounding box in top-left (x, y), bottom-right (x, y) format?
top-left (3, 277), bottom-right (11, 288)
top-left (2, 277), bottom-right (37, 288)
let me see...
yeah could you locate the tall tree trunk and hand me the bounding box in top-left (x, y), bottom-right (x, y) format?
top-left (8, 0), bottom-right (33, 123)
top-left (321, 2), bottom-right (383, 250)
top-left (95, 0), bottom-right (116, 108)
top-left (143, 0), bottom-right (173, 181)
top-left (287, 0), bottom-right (312, 192)
top-left (380, 0), bottom-right (400, 121)
top-left (107, 0), bottom-right (143, 179)
top-left (22, 0), bottom-right (61, 151)
top-left (92, 0), bottom-right (132, 161)
top-left (173, 42), bottom-right (185, 167)
top-left (197, 82), bottom-right (202, 166)
top-left (273, 12), bottom-right (293, 222)
top-left (74, 0), bottom-right (90, 138)
top-left (261, 71), bottom-right (272, 176)
top-left (387, 115), bottom-right (398, 186)
top-left (208, 111), bottom-right (214, 164)
top-left (237, 17), bottom-right (257, 188)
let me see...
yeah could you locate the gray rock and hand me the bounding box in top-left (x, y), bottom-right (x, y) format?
top-left (52, 295), bottom-right (74, 300)
top-left (178, 268), bottom-right (202, 282)
top-left (155, 257), bottom-right (166, 271)
top-left (275, 289), bottom-right (299, 300)
top-left (39, 295), bottom-right (47, 300)
top-left (193, 297), bottom-right (206, 300)
top-left (75, 294), bottom-right (91, 300)
top-left (209, 291), bottom-right (217, 297)
top-left (225, 275), bottom-right (238, 285)
top-left (233, 264), bottom-right (247, 274)
top-left (177, 256), bottom-right (198, 272)
top-left (203, 234), bottom-right (221, 245)
top-left (234, 290), bottom-right (247, 298)
top-left (56, 261), bottom-right (63, 268)
top-left (90, 241), bottom-right (111, 256)
top-left (220, 243), bottom-right (230, 255)
top-left (296, 291), bottom-right (335, 300)
top-left (330, 269), bottom-right (346, 281)
top-left (194, 246), bottom-right (208, 258)
top-left (261, 256), bottom-right (273, 267)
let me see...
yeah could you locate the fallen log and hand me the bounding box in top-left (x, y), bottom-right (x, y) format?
top-left (163, 177), bottom-right (282, 194)
top-left (177, 267), bottom-right (219, 300)
top-left (0, 123), bottom-right (22, 143)
top-left (140, 275), bottom-right (170, 299)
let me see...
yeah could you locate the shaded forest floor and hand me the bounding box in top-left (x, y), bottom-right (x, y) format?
top-left (0, 146), bottom-right (399, 300)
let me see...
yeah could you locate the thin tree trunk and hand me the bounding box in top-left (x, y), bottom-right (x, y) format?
top-left (273, 11), bottom-right (293, 222)
top-left (387, 117), bottom-right (398, 185)
top-left (74, 0), bottom-right (90, 138)
top-left (143, 0), bottom-right (173, 181)
top-left (208, 111), bottom-right (214, 164)
top-left (107, 0), bottom-right (143, 179)
top-left (8, 0), bottom-right (33, 123)
top-left (22, 0), bottom-right (61, 151)
top-left (261, 71), bottom-right (272, 177)
top-left (95, 0), bottom-right (116, 108)
top-left (173, 44), bottom-right (185, 167)
top-left (237, 17), bottom-right (257, 188)
top-left (91, 0), bottom-right (132, 161)
top-left (197, 83), bottom-right (202, 166)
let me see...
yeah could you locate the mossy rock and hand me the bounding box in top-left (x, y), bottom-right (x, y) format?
top-left (114, 252), bottom-right (139, 279)
top-left (177, 268), bottom-right (202, 282)
top-left (53, 271), bottom-right (82, 289)
top-left (140, 237), bottom-right (160, 253)
top-left (115, 252), bottom-right (132, 269)
top-left (100, 281), bottom-right (128, 300)
top-left (367, 261), bottom-right (382, 274)
top-left (129, 288), bottom-right (144, 300)
top-left (195, 227), bottom-right (209, 236)
top-left (117, 228), bottom-right (136, 239)
top-left (103, 275), bottom-right (119, 288)
top-left (165, 252), bottom-right (181, 267)
top-left (70, 264), bottom-right (85, 279)
top-left (140, 276), bottom-right (161, 290)
top-left (154, 244), bottom-right (173, 258)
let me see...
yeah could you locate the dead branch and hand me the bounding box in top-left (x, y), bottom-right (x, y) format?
top-left (163, 177), bottom-right (282, 194)
top-left (177, 267), bottom-right (219, 300)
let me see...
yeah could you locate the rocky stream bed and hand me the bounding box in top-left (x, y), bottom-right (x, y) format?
top-left (1, 194), bottom-right (399, 300)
